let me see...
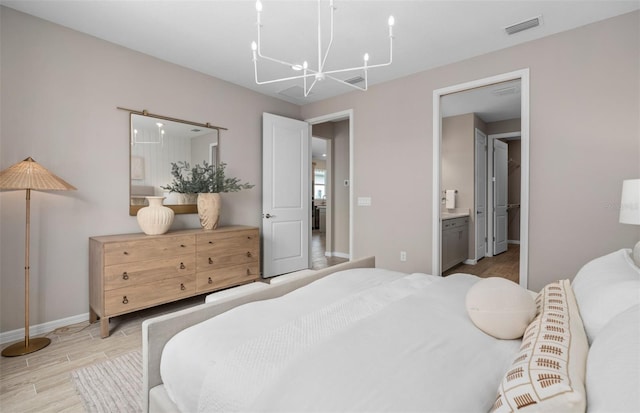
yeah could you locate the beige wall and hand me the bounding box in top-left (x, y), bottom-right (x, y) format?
top-left (301, 11), bottom-right (640, 292)
top-left (332, 120), bottom-right (350, 256)
top-left (0, 7), bottom-right (300, 332)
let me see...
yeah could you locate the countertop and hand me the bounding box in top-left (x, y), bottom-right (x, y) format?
top-left (441, 211), bottom-right (470, 220)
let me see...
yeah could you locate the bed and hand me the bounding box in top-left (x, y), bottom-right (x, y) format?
top-left (142, 251), bottom-right (640, 412)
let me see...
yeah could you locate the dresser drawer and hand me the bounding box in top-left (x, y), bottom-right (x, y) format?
top-left (103, 254), bottom-right (195, 291)
top-left (104, 235), bottom-right (195, 265)
top-left (196, 262), bottom-right (260, 292)
top-left (196, 249), bottom-right (259, 271)
top-left (104, 274), bottom-right (196, 315)
top-left (197, 229), bottom-right (258, 253)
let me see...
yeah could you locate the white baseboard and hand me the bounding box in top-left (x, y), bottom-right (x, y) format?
top-left (0, 313), bottom-right (89, 345)
top-left (324, 251), bottom-right (351, 259)
top-left (508, 240), bottom-right (521, 245)
top-left (463, 258), bottom-right (478, 265)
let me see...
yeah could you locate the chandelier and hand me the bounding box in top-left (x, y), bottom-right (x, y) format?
top-left (251, 0), bottom-right (394, 97)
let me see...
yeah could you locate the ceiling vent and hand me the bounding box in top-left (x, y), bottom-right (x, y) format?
top-left (505, 15), bottom-right (542, 35)
top-left (345, 76), bottom-right (365, 85)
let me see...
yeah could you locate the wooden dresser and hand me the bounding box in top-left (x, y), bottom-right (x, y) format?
top-left (89, 225), bottom-right (259, 337)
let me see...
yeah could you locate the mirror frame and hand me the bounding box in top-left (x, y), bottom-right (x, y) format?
top-left (120, 107), bottom-right (227, 216)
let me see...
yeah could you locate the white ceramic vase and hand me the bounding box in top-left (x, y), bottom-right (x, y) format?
top-left (197, 193), bottom-right (221, 230)
top-left (137, 196), bottom-right (174, 235)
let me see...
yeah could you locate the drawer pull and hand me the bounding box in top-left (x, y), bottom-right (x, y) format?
top-left (246, 251), bottom-right (252, 257)
top-left (246, 268), bottom-right (250, 276)
top-left (122, 296), bottom-right (129, 304)
top-left (208, 257), bottom-right (213, 264)
top-left (208, 277), bottom-right (213, 284)
top-left (122, 272), bottom-right (129, 280)
top-left (180, 262), bottom-right (186, 269)
top-left (123, 251), bottom-right (129, 255)
top-left (180, 244), bottom-right (186, 248)
top-left (180, 283), bottom-right (186, 291)
top-left (208, 241), bottom-right (214, 244)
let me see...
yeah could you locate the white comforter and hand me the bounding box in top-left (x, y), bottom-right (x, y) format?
top-left (161, 269), bottom-right (520, 412)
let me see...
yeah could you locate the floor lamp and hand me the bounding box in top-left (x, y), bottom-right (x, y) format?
top-left (0, 157), bottom-right (76, 357)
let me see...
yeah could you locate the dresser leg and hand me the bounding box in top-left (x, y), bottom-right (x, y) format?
top-left (100, 317), bottom-right (110, 338)
top-left (89, 308), bottom-right (98, 324)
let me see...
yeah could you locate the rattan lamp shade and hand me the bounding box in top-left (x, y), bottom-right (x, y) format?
top-left (0, 157), bottom-right (76, 357)
top-left (0, 157), bottom-right (76, 191)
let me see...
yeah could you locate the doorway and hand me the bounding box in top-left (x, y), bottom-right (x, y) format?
top-left (308, 113), bottom-right (352, 270)
top-left (432, 70), bottom-right (530, 288)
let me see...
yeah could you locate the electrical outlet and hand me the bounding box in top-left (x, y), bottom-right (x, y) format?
top-left (400, 251), bottom-right (407, 262)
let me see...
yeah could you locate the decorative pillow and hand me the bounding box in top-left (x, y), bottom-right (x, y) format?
top-left (586, 304), bottom-right (640, 412)
top-left (491, 279), bottom-right (588, 412)
top-left (466, 277), bottom-right (537, 339)
top-left (571, 249), bottom-right (640, 343)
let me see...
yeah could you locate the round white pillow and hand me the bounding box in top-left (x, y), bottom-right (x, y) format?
top-left (466, 277), bottom-right (537, 339)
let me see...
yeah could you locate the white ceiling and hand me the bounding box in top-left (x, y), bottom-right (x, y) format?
top-left (2, 1), bottom-right (638, 106)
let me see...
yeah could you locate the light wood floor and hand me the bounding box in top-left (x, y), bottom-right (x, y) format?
top-left (443, 244), bottom-right (520, 284)
top-left (0, 296), bottom-right (204, 413)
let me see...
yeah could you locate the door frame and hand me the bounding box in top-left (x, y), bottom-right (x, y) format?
top-left (305, 109), bottom-right (354, 261)
top-left (432, 69), bottom-right (530, 288)
top-left (487, 132), bottom-right (521, 257)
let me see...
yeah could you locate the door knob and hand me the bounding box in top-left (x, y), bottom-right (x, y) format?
top-left (265, 213), bottom-right (274, 219)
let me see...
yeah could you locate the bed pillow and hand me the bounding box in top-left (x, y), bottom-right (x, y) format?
top-left (586, 304), bottom-right (640, 412)
top-left (492, 279), bottom-right (588, 412)
top-left (465, 277), bottom-right (537, 339)
top-left (571, 249), bottom-right (640, 343)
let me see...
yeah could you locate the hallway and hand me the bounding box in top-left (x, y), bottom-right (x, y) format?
top-left (311, 230), bottom-right (348, 270)
top-left (443, 244), bottom-right (519, 284)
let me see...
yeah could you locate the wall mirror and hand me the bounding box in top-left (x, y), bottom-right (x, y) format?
top-left (126, 109), bottom-right (224, 215)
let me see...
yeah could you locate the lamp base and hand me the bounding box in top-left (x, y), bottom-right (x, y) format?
top-left (1, 337), bottom-right (51, 357)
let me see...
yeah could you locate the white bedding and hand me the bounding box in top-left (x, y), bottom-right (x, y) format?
top-left (161, 268), bottom-right (521, 412)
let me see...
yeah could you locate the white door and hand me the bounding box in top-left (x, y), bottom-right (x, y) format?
top-left (262, 113), bottom-right (311, 278)
top-left (493, 140), bottom-right (508, 255)
top-left (475, 129), bottom-right (487, 261)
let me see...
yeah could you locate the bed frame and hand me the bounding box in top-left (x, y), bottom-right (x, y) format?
top-left (142, 257), bottom-right (376, 413)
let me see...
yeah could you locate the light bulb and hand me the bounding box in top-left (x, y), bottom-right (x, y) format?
top-left (388, 16), bottom-right (395, 26)
top-left (251, 41), bottom-right (257, 51)
top-left (255, 0), bottom-right (262, 12)
top-left (364, 53), bottom-right (370, 62)
top-left (303, 61), bottom-right (308, 69)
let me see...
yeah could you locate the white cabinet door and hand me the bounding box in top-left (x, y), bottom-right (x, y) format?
top-left (262, 113), bottom-right (311, 278)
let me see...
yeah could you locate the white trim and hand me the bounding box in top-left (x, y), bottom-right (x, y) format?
top-left (0, 312), bottom-right (89, 345)
top-left (463, 258), bottom-right (478, 265)
top-left (433, 68), bottom-right (530, 289)
top-left (325, 251), bottom-right (351, 259)
top-left (305, 109), bottom-right (354, 264)
top-left (509, 240), bottom-right (521, 245)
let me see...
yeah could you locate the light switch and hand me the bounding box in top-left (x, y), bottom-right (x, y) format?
top-left (357, 197), bottom-right (372, 206)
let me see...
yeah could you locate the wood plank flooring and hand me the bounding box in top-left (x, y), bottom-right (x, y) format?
top-left (311, 230), bottom-right (348, 270)
top-left (443, 244), bottom-right (520, 284)
top-left (0, 296), bottom-right (204, 413)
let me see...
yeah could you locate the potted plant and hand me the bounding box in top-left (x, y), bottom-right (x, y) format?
top-left (161, 161), bottom-right (254, 229)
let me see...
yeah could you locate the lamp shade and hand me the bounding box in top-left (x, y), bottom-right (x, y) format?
top-left (0, 157), bottom-right (76, 191)
top-left (619, 179), bottom-right (640, 225)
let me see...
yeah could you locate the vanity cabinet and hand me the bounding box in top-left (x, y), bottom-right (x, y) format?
top-left (442, 216), bottom-right (469, 272)
top-left (89, 225), bottom-right (259, 337)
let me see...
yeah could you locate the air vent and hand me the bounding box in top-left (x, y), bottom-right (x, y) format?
top-left (505, 15), bottom-right (542, 35)
top-left (345, 76), bottom-right (365, 85)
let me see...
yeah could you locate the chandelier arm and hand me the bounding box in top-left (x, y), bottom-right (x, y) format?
top-left (322, 37), bottom-right (393, 76)
top-left (305, 77), bottom-right (320, 97)
top-left (253, 70), bottom-right (319, 85)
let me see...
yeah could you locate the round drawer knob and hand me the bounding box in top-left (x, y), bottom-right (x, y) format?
top-left (180, 262), bottom-right (186, 269)
top-left (246, 251), bottom-right (252, 257)
top-left (208, 257), bottom-right (213, 264)
top-left (208, 277), bottom-right (213, 284)
top-left (180, 283), bottom-right (186, 291)
top-left (122, 296), bottom-right (129, 304)
top-left (122, 272), bottom-right (129, 280)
